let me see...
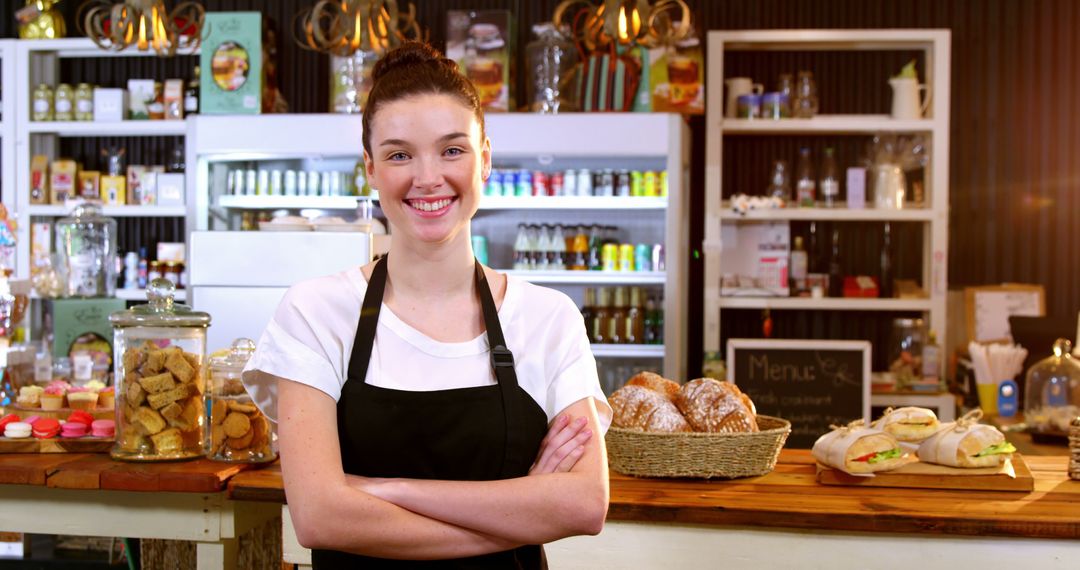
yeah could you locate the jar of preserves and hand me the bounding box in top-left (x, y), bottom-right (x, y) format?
top-left (32, 83), bottom-right (54, 121)
top-left (208, 338), bottom-right (276, 463)
top-left (74, 83), bottom-right (94, 121)
top-left (55, 203), bottom-right (118, 298)
top-left (147, 260), bottom-right (163, 283)
top-left (1024, 338), bottom-right (1080, 437)
top-left (163, 261), bottom-right (180, 287)
top-left (109, 279), bottom-right (211, 461)
top-left (54, 83), bottom-right (74, 121)
top-left (887, 317), bottom-right (926, 389)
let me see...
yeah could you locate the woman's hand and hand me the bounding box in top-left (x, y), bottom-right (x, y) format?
top-left (529, 414), bottom-right (593, 475)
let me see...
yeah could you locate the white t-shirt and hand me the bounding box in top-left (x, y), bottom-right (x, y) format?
top-left (242, 266), bottom-right (612, 432)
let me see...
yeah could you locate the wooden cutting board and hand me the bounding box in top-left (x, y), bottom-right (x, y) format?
top-left (816, 454), bottom-right (1035, 492)
top-left (0, 437), bottom-right (114, 454)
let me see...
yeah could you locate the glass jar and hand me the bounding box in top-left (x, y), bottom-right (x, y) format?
top-left (109, 279), bottom-right (211, 461)
top-left (208, 338), bottom-right (276, 463)
top-left (1024, 338), bottom-right (1080, 435)
top-left (887, 317), bottom-right (926, 389)
top-left (147, 260), bottom-right (163, 283)
top-left (766, 160), bottom-right (792, 201)
top-left (792, 71), bottom-right (819, 118)
top-left (74, 83), bottom-right (94, 121)
top-left (32, 83), bottom-right (54, 121)
top-left (525, 23), bottom-right (577, 113)
top-left (55, 203), bottom-right (118, 298)
top-left (54, 83), bottom-right (74, 121)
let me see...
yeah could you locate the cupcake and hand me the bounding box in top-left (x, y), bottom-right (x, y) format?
top-left (67, 388), bottom-right (99, 411)
top-left (98, 386), bottom-right (116, 409)
top-left (40, 385), bottom-right (65, 411)
top-left (16, 386), bottom-right (44, 408)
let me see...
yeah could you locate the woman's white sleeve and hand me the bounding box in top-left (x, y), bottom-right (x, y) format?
top-left (546, 298), bottom-right (613, 433)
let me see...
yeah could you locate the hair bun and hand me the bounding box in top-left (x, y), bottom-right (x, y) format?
top-left (372, 41), bottom-right (455, 82)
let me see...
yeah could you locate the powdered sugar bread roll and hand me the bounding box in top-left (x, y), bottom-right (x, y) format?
top-left (812, 424), bottom-right (907, 474)
top-left (917, 422), bottom-right (1014, 468)
top-left (609, 385), bottom-right (692, 433)
top-left (626, 371), bottom-right (680, 401)
top-left (674, 378), bottom-right (758, 433)
top-left (874, 407), bottom-right (941, 442)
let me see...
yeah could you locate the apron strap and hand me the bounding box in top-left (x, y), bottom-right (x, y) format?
top-left (346, 255), bottom-right (387, 383)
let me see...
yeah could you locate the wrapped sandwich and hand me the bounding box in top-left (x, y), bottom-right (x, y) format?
top-left (812, 420), bottom-right (909, 475)
top-left (873, 406), bottom-right (941, 443)
top-left (917, 410), bottom-right (1016, 468)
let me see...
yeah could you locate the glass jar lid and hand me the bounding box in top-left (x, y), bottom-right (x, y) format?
top-left (208, 338), bottom-right (256, 375)
top-left (58, 202), bottom-right (109, 225)
top-left (109, 278), bottom-right (211, 328)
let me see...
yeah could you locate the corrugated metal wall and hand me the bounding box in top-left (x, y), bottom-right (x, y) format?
top-left (2, 1), bottom-right (1076, 370)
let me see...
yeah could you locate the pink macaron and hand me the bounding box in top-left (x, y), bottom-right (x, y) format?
top-left (22, 415), bottom-right (41, 426)
top-left (90, 419), bottom-right (115, 438)
top-left (60, 421), bottom-right (88, 438)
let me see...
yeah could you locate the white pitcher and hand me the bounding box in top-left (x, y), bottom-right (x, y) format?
top-left (725, 77), bottom-right (763, 118)
top-left (889, 77), bottom-right (931, 119)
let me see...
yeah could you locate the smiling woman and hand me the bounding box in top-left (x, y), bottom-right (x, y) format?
top-left (242, 41), bottom-right (612, 568)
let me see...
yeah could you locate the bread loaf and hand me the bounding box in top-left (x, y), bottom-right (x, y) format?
top-left (626, 371), bottom-right (680, 401)
top-left (610, 385), bottom-right (692, 432)
top-left (675, 378), bottom-right (759, 433)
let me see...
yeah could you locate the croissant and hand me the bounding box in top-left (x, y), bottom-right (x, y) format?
top-left (609, 385), bottom-right (692, 433)
top-left (675, 378), bottom-right (758, 433)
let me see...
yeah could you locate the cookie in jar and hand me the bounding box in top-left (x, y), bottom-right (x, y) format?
top-left (207, 338), bottom-right (276, 463)
top-left (108, 279), bottom-right (210, 461)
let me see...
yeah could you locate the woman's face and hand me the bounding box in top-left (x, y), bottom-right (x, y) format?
top-left (364, 93), bottom-right (490, 246)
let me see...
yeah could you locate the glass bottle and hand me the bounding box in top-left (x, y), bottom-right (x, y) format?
top-left (54, 203), bottom-right (118, 298)
top-left (888, 318), bottom-right (926, 389)
top-left (608, 287), bottom-right (627, 344)
top-left (525, 23), bottom-right (577, 113)
top-left (880, 222), bottom-right (894, 298)
top-left (587, 225), bottom-right (603, 271)
top-left (513, 224), bottom-right (529, 270)
top-left (644, 295), bottom-right (661, 344)
top-left (109, 279), bottom-right (210, 462)
top-left (820, 147), bottom-right (840, 207)
top-left (795, 147), bottom-right (816, 207)
top-left (569, 225), bottom-right (588, 270)
top-left (827, 226), bottom-right (843, 297)
top-left (790, 236), bottom-right (808, 295)
top-left (792, 71), bottom-right (819, 118)
top-left (766, 160), bottom-right (792, 202)
top-left (922, 331), bottom-right (941, 386)
top-left (550, 224), bottom-right (566, 270)
top-left (32, 83), bottom-right (54, 121)
top-left (526, 225), bottom-right (540, 269)
top-left (581, 288), bottom-right (596, 341)
top-left (184, 66), bottom-right (200, 114)
top-left (535, 224), bottom-right (552, 271)
top-left (74, 83), bottom-right (94, 121)
top-left (777, 73), bottom-right (794, 101)
top-left (592, 287), bottom-right (611, 344)
top-left (54, 83), bottom-right (74, 121)
top-left (625, 287), bottom-right (644, 344)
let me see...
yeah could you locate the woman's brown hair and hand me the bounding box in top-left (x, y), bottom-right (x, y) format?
top-left (362, 41), bottom-right (485, 155)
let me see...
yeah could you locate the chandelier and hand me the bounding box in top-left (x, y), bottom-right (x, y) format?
top-left (78, 0), bottom-right (205, 56)
top-left (553, 0), bottom-right (693, 52)
top-left (293, 0), bottom-right (422, 57)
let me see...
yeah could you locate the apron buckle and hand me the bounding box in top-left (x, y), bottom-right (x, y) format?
top-left (491, 345), bottom-right (515, 368)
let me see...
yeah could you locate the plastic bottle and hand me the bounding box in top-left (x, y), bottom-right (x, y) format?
top-left (820, 147), bottom-right (840, 208)
top-left (535, 224), bottom-right (552, 271)
top-left (592, 287), bottom-right (611, 343)
top-left (880, 222), bottom-right (894, 298)
top-left (550, 224), bottom-right (566, 270)
top-left (608, 287), bottom-right (627, 344)
top-left (513, 224), bottom-right (529, 270)
top-left (828, 226), bottom-right (844, 297)
top-left (526, 225), bottom-right (540, 269)
top-left (795, 147), bottom-right (816, 207)
top-left (587, 225), bottom-right (603, 270)
top-left (790, 236), bottom-right (808, 294)
top-left (625, 287), bottom-right (644, 344)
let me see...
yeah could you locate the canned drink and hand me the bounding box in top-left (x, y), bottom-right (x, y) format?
top-left (307, 171), bottom-right (320, 196)
top-left (471, 235), bottom-right (489, 265)
top-left (245, 169), bottom-right (257, 195)
top-left (652, 244), bottom-right (665, 271)
top-left (486, 170), bottom-right (503, 196)
top-left (297, 170), bottom-right (308, 195)
top-left (600, 169), bottom-right (615, 197)
top-left (618, 244), bottom-right (635, 271)
top-left (257, 170), bottom-right (270, 195)
top-left (576, 169), bottom-right (593, 196)
top-left (630, 171), bottom-right (643, 197)
top-left (563, 169), bottom-right (577, 195)
top-left (659, 170), bottom-right (668, 197)
top-left (551, 171), bottom-right (564, 196)
top-left (643, 171), bottom-right (658, 197)
top-left (532, 171), bottom-right (549, 196)
top-left (284, 170), bottom-right (298, 195)
top-left (226, 170), bottom-right (237, 195)
top-left (516, 169), bottom-right (532, 197)
top-left (270, 170), bottom-right (283, 195)
top-left (601, 244), bottom-right (619, 272)
top-left (616, 169), bottom-right (631, 197)
top-left (321, 171), bottom-right (334, 195)
top-left (635, 244), bottom-right (652, 272)
top-left (502, 170), bottom-right (517, 196)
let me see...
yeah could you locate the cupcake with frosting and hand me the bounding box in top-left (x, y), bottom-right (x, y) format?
top-left (66, 386), bottom-right (99, 411)
top-left (40, 384), bottom-right (66, 411)
top-left (97, 386), bottom-right (116, 409)
top-left (16, 385), bottom-right (44, 408)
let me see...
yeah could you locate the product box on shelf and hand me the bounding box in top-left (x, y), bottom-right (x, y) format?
top-left (77, 171), bottom-right (101, 200)
top-left (720, 222), bottom-right (790, 297)
top-left (93, 88), bottom-right (127, 122)
top-left (101, 175), bottom-right (126, 205)
top-left (52, 298), bottom-right (126, 361)
top-left (200, 12), bottom-right (262, 115)
top-left (50, 160), bottom-right (78, 204)
top-left (164, 79), bottom-right (184, 120)
top-left (447, 10), bottom-right (513, 113)
top-left (30, 155), bottom-right (50, 204)
top-left (639, 37), bottom-right (704, 114)
top-left (31, 223), bottom-right (51, 266)
top-left (127, 79), bottom-right (156, 120)
top-left (156, 173), bottom-right (185, 206)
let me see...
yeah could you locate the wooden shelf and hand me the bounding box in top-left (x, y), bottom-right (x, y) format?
top-left (721, 115), bottom-right (935, 134)
top-left (19, 38), bottom-right (199, 58)
top-left (717, 297), bottom-right (932, 311)
top-left (720, 203), bottom-right (934, 221)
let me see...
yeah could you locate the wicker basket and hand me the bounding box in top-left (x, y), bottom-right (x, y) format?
top-left (606, 415), bottom-right (791, 479)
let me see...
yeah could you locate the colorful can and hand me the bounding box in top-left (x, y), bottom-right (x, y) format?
top-left (284, 170), bottom-right (297, 195)
top-left (652, 244), bottom-right (665, 271)
top-left (471, 235), bottom-right (489, 265)
top-left (643, 171), bottom-right (658, 197)
top-left (501, 170), bottom-right (517, 197)
top-left (486, 169), bottom-right (503, 196)
top-left (576, 169), bottom-right (593, 196)
top-left (659, 170), bottom-right (668, 197)
top-left (630, 171), bottom-right (644, 197)
top-left (598, 169), bottom-right (615, 196)
top-left (635, 244), bottom-right (652, 272)
top-left (601, 244), bottom-right (619, 272)
top-left (307, 171), bottom-right (320, 196)
top-left (616, 170), bottom-right (631, 197)
top-left (532, 171), bottom-right (549, 196)
top-left (245, 169), bottom-right (257, 195)
top-left (562, 169), bottom-right (577, 195)
top-left (550, 171), bottom-right (564, 196)
top-left (516, 169), bottom-right (532, 197)
top-left (270, 170), bottom-right (283, 195)
top-left (618, 244), bottom-right (636, 271)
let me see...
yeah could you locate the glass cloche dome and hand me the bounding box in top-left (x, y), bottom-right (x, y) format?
top-left (1024, 338), bottom-right (1080, 435)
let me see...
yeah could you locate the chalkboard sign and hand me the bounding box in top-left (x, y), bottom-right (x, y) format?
top-left (727, 339), bottom-right (870, 448)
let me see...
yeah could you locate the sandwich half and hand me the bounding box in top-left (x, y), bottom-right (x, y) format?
top-left (918, 423), bottom-right (1016, 468)
top-left (813, 425), bottom-right (908, 474)
top-left (875, 406), bottom-right (941, 442)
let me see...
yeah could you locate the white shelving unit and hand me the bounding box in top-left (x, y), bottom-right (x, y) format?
top-left (193, 113), bottom-right (689, 381)
top-left (13, 38), bottom-right (196, 281)
top-left (704, 29), bottom-right (951, 357)
top-left (0, 41), bottom-right (16, 239)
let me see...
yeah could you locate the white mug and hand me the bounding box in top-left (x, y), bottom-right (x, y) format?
top-left (725, 77), bottom-right (764, 118)
top-left (889, 77), bottom-right (931, 119)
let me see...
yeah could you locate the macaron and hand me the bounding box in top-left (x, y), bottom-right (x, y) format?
top-left (0, 414), bottom-right (20, 432)
top-left (67, 410), bottom-right (94, 426)
top-left (60, 421), bottom-right (88, 438)
top-left (4, 422), bottom-right (31, 439)
top-left (90, 419), bottom-right (115, 438)
top-left (32, 418), bottom-right (61, 439)
top-left (22, 415), bottom-right (41, 426)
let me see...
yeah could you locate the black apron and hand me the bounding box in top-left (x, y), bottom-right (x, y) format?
top-left (311, 256), bottom-right (549, 568)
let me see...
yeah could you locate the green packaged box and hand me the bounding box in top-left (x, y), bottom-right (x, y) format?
top-left (52, 298), bottom-right (126, 367)
top-left (200, 12), bottom-right (262, 115)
